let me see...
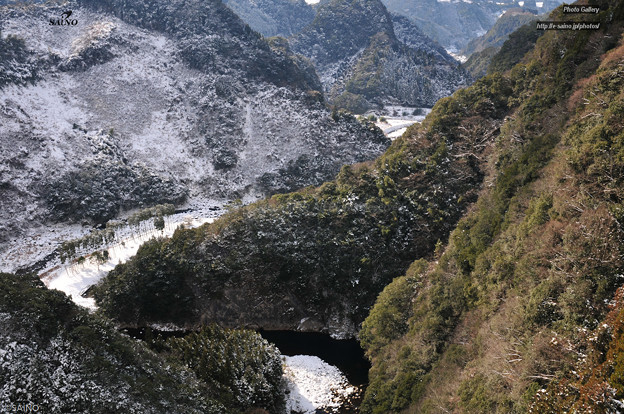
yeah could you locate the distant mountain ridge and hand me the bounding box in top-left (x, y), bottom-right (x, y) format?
top-left (462, 9), bottom-right (541, 78)
top-left (289, 0), bottom-right (470, 112)
top-left (381, 0), bottom-right (564, 52)
top-left (461, 9), bottom-right (538, 57)
top-left (222, 0), bottom-right (316, 37)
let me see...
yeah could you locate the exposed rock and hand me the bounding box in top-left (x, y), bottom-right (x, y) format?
top-left (0, 0), bottom-right (389, 257)
top-left (289, 0), bottom-right (470, 112)
top-left (223, 0), bottom-right (316, 38)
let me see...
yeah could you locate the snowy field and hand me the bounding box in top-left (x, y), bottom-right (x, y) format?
top-left (283, 355), bottom-right (358, 414)
top-left (373, 106), bottom-right (431, 139)
top-left (39, 211), bottom-right (216, 309)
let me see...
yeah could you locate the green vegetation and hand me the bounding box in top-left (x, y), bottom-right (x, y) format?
top-left (160, 326), bottom-right (284, 413)
top-left (358, 2), bottom-right (624, 412)
top-left (0, 272), bottom-right (283, 413)
top-left (93, 70), bottom-right (512, 332)
top-left (333, 91), bottom-right (370, 114)
top-left (56, 2), bottom-right (624, 413)
top-left (488, 23), bottom-right (542, 75)
top-left (344, 32), bottom-right (392, 99)
top-left (462, 46), bottom-right (498, 79)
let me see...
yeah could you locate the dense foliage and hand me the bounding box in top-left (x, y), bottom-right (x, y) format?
top-left (462, 45), bottom-right (499, 79)
top-left (93, 71), bottom-right (512, 336)
top-left (487, 22), bottom-right (543, 75)
top-left (0, 30), bottom-right (38, 87)
top-left (160, 326), bottom-right (284, 413)
top-left (0, 273), bottom-right (284, 413)
top-left (359, 1), bottom-right (624, 412)
top-left (44, 155), bottom-right (186, 224)
top-left (0, 273), bottom-right (222, 413)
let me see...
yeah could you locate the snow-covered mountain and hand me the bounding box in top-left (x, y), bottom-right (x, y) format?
top-left (381, 0), bottom-right (565, 52)
top-left (0, 0), bottom-right (389, 257)
top-left (223, 0), bottom-right (316, 37)
top-left (289, 0), bottom-right (470, 112)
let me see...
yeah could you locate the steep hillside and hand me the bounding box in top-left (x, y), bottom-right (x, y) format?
top-left (0, 272), bottom-right (284, 413)
top-left (462, 46), bottom-right (499, 80)
top-left (359, 1), bottom-right (624, 412)
top-left (223, 0), bottom-right (316, 37)
top-left (92, 0), bottom-right (624, 412)
top-left (289, 0), bottom-right (470, 112)
top-left (461, 9), bottom-right (539, 58)
top-left (0, 0), bottom-right (389, 264)
top-left (487, 21), bottom-right (544, 75)
top-left (291, 0), bottom-right (396, 70)
top-left (462, 10), bottom-right (541, 79)
top-left (390, 13), bottom-right (453, 63)
top-left (93, 55), bottom-right (512, 337)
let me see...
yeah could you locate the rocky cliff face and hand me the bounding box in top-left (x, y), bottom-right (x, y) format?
top-left (223, 0), bottom-right (316, 37)
top-left (0, 0), bottom-right (389, 254)
top-left (289, 0), bottom-right (470, 112)
top-left (461, 9), bottom-right (538, 58)
top-left (461, 9), bottom-right (540, 78)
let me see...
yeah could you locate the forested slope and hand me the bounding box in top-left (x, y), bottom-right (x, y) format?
top-left (0, 273), bottom-right (284, 413)
top-left (360, 0), bottom-right (624, 411)
top-left (91, 1), bottom-right (624, 412)
top-left (93, 70), bottom-right (510, 337)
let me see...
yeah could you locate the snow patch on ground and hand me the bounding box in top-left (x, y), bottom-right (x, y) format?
top-left (447, 51), bottom-right (468, 63)
top-left (0, 4), bottom-right (390, 266)
top-left (373, 106), bottom-right (431, 139)
top-left (41, 213), bottom-right (215, 309)
top-left (283, 355), bottom-right (357, 414)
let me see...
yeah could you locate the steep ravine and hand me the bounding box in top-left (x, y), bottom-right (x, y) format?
top-left (92, 69), bottom-right (511, 337)
top-left (91, 2), bottom-right (624, 412)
